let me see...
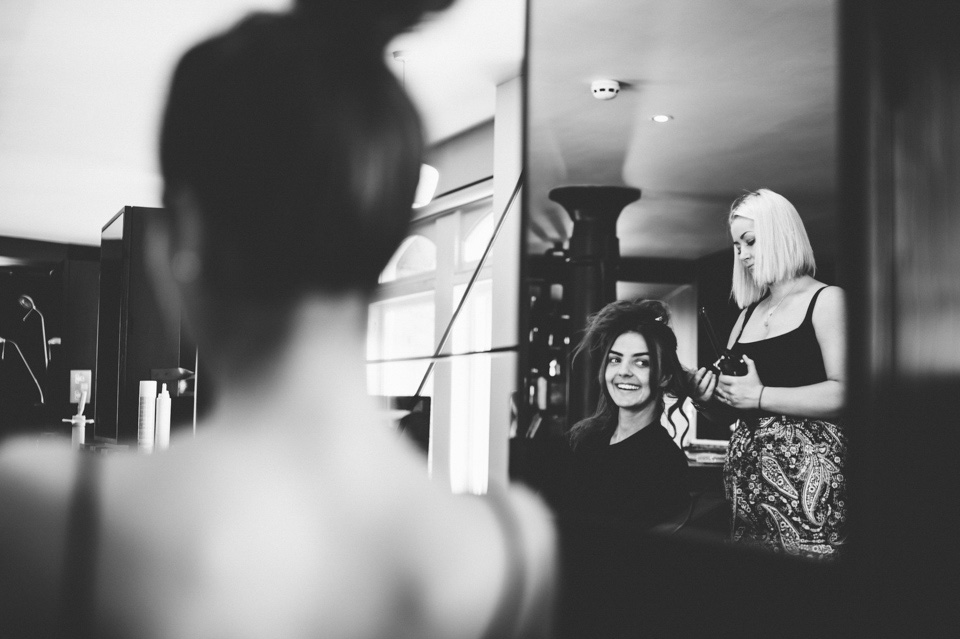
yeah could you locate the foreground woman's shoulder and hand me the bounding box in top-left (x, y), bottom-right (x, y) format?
top-left (0, 436), bottom-right (80, 497)
top-left (400, 481), bottom-right (557, 638)
top-left (500, 482), bottom-right (559, 588)
top-left (0, 437), bottom-right (83, 633)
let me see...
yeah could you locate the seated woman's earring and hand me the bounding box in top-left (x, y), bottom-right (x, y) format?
top-left (171, 250), bottom-right (201, 283)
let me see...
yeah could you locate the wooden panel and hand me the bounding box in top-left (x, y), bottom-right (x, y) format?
top-left (840, 1), bottom-right (960, 635)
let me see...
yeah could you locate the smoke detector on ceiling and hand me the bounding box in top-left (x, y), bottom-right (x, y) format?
top-left (591, 80), bottom-right (620, 100)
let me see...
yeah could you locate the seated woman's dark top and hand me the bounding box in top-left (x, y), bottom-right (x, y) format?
top-left (565, 423), bottom-right (689, 531)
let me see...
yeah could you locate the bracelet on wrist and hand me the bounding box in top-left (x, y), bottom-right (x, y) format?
top-left (758, 386), bottom-right (765, 410)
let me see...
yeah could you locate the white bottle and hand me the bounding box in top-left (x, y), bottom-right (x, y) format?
top-left (138, 380), bottom-right (158, 454)
top-left (65, 389), bottom-right (92, 451)
top-left (155, 383), bottom-right (171, 451)
top-left (70, 418), bottom-right (86, 450)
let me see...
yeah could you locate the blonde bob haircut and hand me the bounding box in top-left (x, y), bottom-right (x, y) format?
top-left (728, 188), bottom-right (816, 308)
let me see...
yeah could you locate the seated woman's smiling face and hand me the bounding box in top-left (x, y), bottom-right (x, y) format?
top-left (604, 331), bottom-right (655, 411)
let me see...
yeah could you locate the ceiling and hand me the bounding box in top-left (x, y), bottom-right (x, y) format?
top-left (0, 0), bottom-right (835, 261)
top-left (526, 0), bottom-right (837, 262)
top-left (0, 0), bottom-right (524, 247)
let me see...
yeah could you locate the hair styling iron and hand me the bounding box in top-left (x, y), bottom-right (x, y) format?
top-left (698, 307), bottom-right (747, 376)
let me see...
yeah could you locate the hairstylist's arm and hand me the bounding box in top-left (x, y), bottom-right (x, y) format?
top-left (691, 307), bottom-right (749, 407)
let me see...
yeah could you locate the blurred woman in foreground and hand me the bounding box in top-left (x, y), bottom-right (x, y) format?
top-left (0, 1), bottom-right (555, 637)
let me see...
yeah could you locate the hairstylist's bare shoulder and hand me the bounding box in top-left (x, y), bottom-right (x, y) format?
top-left (816, 284), bottom-right (845, 305)
top-left (812, 285), bottom-right (846, 326)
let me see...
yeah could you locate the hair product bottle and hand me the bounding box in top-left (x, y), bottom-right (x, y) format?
top-left (138, 380), bottom-right (158, 453)
top-left (155, 383), bottom-right (171, 451)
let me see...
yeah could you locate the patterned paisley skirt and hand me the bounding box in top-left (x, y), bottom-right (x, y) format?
top-left (724, 415), bottom-right (848, 560)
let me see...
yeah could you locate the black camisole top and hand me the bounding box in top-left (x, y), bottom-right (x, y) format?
top-left (729, 286), bottom-right (831, 389)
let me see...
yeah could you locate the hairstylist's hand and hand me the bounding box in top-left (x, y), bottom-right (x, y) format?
top-left (692, 367), bottom-right (718, 403)
top-left (716, 354), bottom-right (763, 409)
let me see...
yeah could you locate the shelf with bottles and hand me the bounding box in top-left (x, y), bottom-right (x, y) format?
top-left (525, 277), bottom-right (573, 429)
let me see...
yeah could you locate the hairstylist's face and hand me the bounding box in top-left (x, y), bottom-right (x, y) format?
top-left (730, 215), bottom-right (757, 275)
top-left (605, 331), bottom-right (655, 411)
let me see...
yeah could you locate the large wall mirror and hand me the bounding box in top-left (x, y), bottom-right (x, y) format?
top-left (520, 0), bottom-right (843, 633)
top-left (521, 0), bottom-right (840, 594)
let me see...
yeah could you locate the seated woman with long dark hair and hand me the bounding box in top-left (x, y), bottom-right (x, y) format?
top-left (563, 299), bottom-right (693, 532)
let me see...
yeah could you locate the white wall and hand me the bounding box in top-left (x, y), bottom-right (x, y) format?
top-left (418, 76), bottom-right (522, 492)
top-left (426, 121), bottom-right (494, 197)
top-left (487, 75), bottom-right (523, 488)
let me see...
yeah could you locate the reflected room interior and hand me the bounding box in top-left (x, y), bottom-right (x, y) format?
top-left (519, 0), bottom-right (843, 634)
top-left (521, 0), bottom-right (838, 535)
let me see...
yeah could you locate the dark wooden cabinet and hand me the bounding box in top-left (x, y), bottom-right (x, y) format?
top-left (94, 206), bottom-right (197, 444)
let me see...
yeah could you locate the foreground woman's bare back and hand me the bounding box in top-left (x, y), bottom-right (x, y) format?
top-left (0, 407), bottom-right (555, 639)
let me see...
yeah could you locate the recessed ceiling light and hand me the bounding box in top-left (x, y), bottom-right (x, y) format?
top-left (651, 114), bottom-right (673, 123)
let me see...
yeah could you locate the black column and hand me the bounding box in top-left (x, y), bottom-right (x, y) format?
top-left (548, 185), bottom-right (640, 427)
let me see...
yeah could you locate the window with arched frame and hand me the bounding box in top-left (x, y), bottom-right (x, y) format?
top-left (367, 181), bottom-right (496, 493)
top-left (461, 211), bottom-right (494, 265)
top-left (378, 235), bottom-right (437, 284)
